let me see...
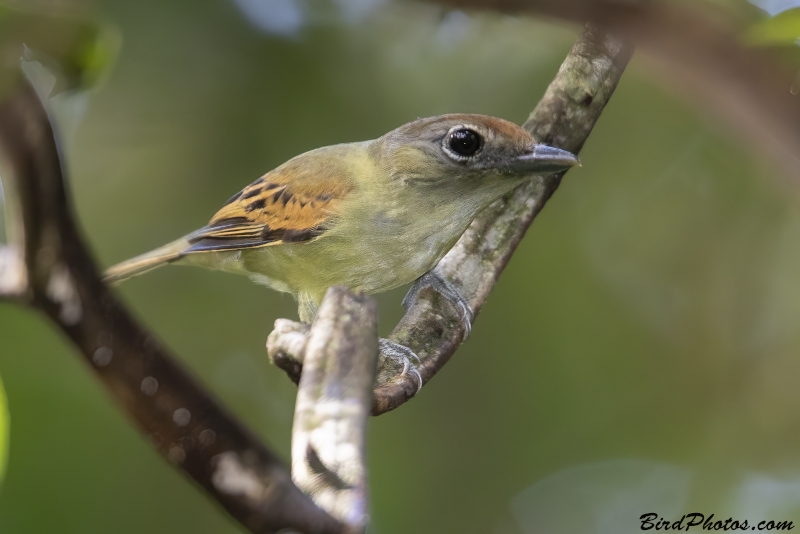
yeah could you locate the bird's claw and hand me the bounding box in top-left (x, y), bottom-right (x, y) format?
top-left (379, 338), bottom-right (422, 393)
top-left (403, 271), bottom-right (474, 342)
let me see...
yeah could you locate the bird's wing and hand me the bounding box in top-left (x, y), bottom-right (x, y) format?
top-left (185, 159), bottom-right (354, 253)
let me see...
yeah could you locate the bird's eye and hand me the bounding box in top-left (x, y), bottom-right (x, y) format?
top-left (446, 128), bottom-right (483, 159)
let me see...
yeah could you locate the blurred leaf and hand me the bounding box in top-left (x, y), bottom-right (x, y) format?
top-left (48, 21), bottom-right (120, 92)
top-left (745, 8), bottom-right (800, 45)
top-left (0, 7), bottom-right (119, 98)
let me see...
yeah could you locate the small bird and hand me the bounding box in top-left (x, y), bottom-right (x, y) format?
top-left (105, 114), bottom-right (579, 384)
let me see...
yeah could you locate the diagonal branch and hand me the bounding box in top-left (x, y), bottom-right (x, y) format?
top-left (267, 22), bottom-right (633, 414)
top-left (0, 79), bottom-right (344, 534)
top-left (374, 23), bottom-right (633, 413)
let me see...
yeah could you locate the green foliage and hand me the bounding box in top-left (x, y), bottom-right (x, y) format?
top-left (745, 8), bottom-right (800, 45)
top-left (0, 7), bottom-right (119, 97)
top-left (46, 21), bottom-right (120, 92)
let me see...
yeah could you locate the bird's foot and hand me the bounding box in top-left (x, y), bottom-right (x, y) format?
top-left (379, 338), bottom-right (422, 393)
top-left (402, 271), bottom-right (474, 341)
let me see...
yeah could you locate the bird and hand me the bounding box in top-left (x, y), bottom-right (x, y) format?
top-left (105, 113), bottom-right (580, 387)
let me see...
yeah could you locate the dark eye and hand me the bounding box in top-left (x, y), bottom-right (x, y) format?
top-left (447, 128), bottom-right (483, 158)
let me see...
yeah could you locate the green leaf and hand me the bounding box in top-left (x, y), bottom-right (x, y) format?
top-left (745, 8), bottom-right (800, 46)
top-left (53, 21), bottom-right (121, 92)
top-left (0, 8), bottom-right (120, 98)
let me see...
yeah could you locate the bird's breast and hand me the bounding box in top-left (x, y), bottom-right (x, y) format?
top-left (331, 200), bottom-right (470, 290)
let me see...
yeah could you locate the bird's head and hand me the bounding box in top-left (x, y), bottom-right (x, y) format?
top-left (372, 113), bottom-right (580, 192)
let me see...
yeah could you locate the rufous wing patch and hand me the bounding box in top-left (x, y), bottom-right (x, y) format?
top-left (185, 162), bottom-right (353, 253)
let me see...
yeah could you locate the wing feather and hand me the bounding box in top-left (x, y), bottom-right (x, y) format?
top-left (185, 154), bottom-right (354, 253)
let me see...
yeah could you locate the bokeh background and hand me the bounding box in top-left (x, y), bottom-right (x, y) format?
top-left (2, 0), bottom-right (800, 532)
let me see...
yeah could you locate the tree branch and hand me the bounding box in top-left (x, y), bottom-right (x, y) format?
top-left (0, 80), bottom-right (344, 534)
top-left (291, 287), bottom-right (378, 531)
top-left (267, 22), bottom-right (632, 415)
top-left (375, 23), bottom-right (632, 412)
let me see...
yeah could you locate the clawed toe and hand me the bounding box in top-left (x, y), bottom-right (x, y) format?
top-left (408, 368), bottom-right (422, 393)
top-left (403, 271), bottom-right (474, 342)
top-left (378, 338), bottom-right (423, 393)
top-left (457, 299), bottom-right (474, 341)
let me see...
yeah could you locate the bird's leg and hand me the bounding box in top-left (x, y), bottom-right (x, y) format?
top-left (402, 270), bottom-right (474, 341)
top-left (298, 290), bottom-right (423, 392)
top-left (378, 338), bottom-right (422, 393)
top-left (375, 271), bottom-right (473, 394)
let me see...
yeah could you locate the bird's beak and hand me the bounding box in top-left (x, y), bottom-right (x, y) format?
top-left (510, 145), bottom-right (581, 174)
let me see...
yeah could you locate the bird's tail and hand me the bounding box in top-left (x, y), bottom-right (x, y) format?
top-left (104, 238), bottom-right (190, 284)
